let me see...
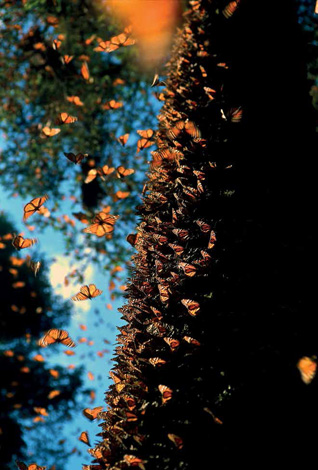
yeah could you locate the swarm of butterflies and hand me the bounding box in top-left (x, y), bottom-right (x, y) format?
top-left (7, 1), bottom-right (317, 469)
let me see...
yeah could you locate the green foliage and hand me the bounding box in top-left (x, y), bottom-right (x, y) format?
top-left (0, 0), bottom-right (157, 274)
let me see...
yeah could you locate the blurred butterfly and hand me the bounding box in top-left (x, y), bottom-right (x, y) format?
top-left (83, 406), bottom-right (103, 420)
top-left (71, 284), bottom-right (103, 301)
top-left (66, 95), bottom-right (83, 106)
top-left (102, 100), bottom-right (123, 110)
top-left (29, 260), bottom-right (41, 276)
top-left (41, 126), bottom-right (60, 138)
top-left (72, 212), bottom-right (89, 224)
top-left (137, 129), bottom-right (155, 152)
top-left (79, 431), bottom-right (90, 446)
top-left (95, 33), bottom-right (135, 53)
top-left (223, 0), bottom-right (240, 19)
top-left (117, 133), bottom-right (129, 146)
top-left (62, 54), bottom-right (74, 64)
top-left (116, 165), bottom-right (135, 178)
top-left (183, 336), bottom-right (201, 346)
top-left (16, 461), bottom-right (46, 470)
top-left (126, 233), bottom-right (138, 247)
top-left (297, 356), bottom-right (317, 384)
top-left (84, 165), bottom-right (115, 183)
top-left (64, 152), bottom-right (87, 164)
top-left (12, 235), bottom-right (37, 250)
top-left (23, 194), bottom-right (49, 221)
top-left (83, 213), bottom-right (118, 237)
top-left (163, 337), bottom-right (180, 351)
top-left (56, 113), bottom-right (78, 125)
top-left (38, 329), bottom-right (76, 348)
top-left (81, 62), bottom-right (90, 80)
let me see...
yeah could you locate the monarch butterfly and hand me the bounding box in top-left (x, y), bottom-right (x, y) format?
top-left (183, 336), bottom-right (201, 346)
top-left (66, 95), bottom-right (83, 106)
top-left (56, 113), bottom-right (78, 125)
top-left (83, 213), bottom-right (118, 237)
top-left (136, 129), bottom-right (155, 152)
top-left (196, 219), bottom-right (211, 233)
top-left (181, 299), bottom-right (200, 316)
top-left (228, 107), bottom-right (243, 123)
top-left (12, 235), bottom-right (37, 250)
top-left (168, 243), bottom-right (184, 256)
top-left (172, 229), bottom-right (190, 241)
top-left (167, 433), bottom-right (183, 449)
top-left (168, 120), bottom-right (201, 140)
top-left (163, 337), bottom-right (180, 351)
top-left (71, 284), bottom-right (103, 301)
top-left (23, 194), bottom-right (49, 221)
top-left (52, 38), bottom-right (61, 50)
top-left (64, 152), bottom-right (87, 164)
top-left (38, 329), bottom-right (76, 348)
top-left (222, 0), bottom-right (240, 19)
top-left (297, 356), bottom-right (317, 384)
top-left (62, 54), bottom-right (74, 64)
top-left (84, 165), bottom-right (115, 184)
top-left (151, 73), bottom-right (167, 87)
top-left (149, 357), bottom-right (166, 367)
top-left (16, 461), bottom-right (46, 470)
top-left (153, 234), bottom-right (168, 245)
top-left (158, 384), bottom-right (173, 404)
top-left (117, 133), bottom-right (129, 146)
top-left (83, 406), bottom-right (103, 420)
top-left (41, 126), bottom-right (60, 138)
top-left (208, 230), bottom-right (217, 249)
top-left (126, 233), bottom-right (138, 247)
top-left (81, 62), bottom-right (90, 80)
top-left (116, 165), bottom-right (135, 178)
top-left (102, 100), bottom-right (123, 110)
top-left (79, 431), bottom-right (91, 446)
top-left (98, 33), bottom-right (135, 53)
top-left (29, 260), bottom-right (41, 276)
top-left (113, 190), bottom-right (130, 200)
top-left (123, 455), bottom-right (145, 470)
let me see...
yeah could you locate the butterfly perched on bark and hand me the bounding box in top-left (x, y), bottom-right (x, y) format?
top-left (71, 284), bottom-right (103, 301)
top-left (23, 194), bottom-right (49, 221)
top-left (38, 329), bottom-right (76, 348)
top-left (136, 129), bottom-right (155, 152)
top-left (12, 235), bottom-right (37, 250)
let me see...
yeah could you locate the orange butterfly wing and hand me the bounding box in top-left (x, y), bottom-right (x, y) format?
top-left (88, 284), bottom-right (103, 298)
top-left (297, 356), bottom-right (317, 384)
top-left (81, 62), bottom-right (90, 80)
top-left (23, 195), bottom-right (49, 221)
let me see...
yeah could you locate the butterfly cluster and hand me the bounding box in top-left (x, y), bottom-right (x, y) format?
top-left (83, 1), bottom-right (241, 468)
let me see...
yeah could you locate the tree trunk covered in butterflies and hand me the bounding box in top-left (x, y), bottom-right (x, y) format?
top-left (88, 0), bottom-right (317, 468)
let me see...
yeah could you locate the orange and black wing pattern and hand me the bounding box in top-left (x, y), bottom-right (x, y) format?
top-left (23, 194), bottom-right (49, 221)
top-left (71, 284), bottom-right (103, 301)
top-left (38, 329), bottom-right (76, 348)
top-left (12, 235), bottom-right (37, 250)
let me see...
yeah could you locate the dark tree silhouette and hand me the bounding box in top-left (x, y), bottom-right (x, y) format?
top-left (79, 0), bottom-right (317, 468)
top-left (0, 213), bottom-right (83, 469)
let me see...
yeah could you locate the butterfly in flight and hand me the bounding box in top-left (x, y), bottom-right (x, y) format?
top-left (38, 329), bottom-right (76, 348)
top-left (83, 213), bottom-right (118, 237)
top-left (297, 356), bottom-right (317, 384)
top-left (23, 195), bottom-right (49, 221)
top-left (12, 235), bottom-right (37, 250)
top-left (71, 284), bottom-right (103, 301)
top-left (64, 152), bottom-right (87, 164)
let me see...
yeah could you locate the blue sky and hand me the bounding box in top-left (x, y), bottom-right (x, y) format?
top-left (0, 132), bottom-right (128, 469)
